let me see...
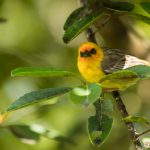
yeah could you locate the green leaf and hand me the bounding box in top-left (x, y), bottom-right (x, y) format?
top-left (102, 99), bottom-right (113, 115)
top-left (127, 65), bottom-right (150, 79)
top-left (64, 7), bottom-right (85, 30)
top-left (11, 67), bottom-right (77, 78)
top-left (69, 83), bottom-right (102, 105)
top-left (30, 124), bottom-right (74, 144)
top-left (102, 2), bottom-right (134, 12)
top-left (140, 2), bottom-right (150, 14)
top-left (63, 10), bottom-right (104, 43)
top-left (88, 115), bottom-right (113, 146)
top-left (87, 99), bottom-right (113, 147)
top-left (100, 70), bottom-right (139, 91)
top-left (5, 87), bottom-right (72, 112)
top-left (123, 116), bottom-right (150, 125)
top-left (8, 124), bottom-right (40, 145)
top-left (8, 124), bottom-right (73, 145)
top-left (130, 13), bottom-right (150, 24)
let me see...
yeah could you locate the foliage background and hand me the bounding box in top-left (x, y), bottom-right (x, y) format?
top-left (0, 0), bottom-right (150, 150)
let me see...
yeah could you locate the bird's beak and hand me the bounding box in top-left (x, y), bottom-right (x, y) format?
top-left (80, 51), bottom-right (91, 57)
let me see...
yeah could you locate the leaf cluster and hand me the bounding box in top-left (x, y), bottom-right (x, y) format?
top-left (63, 1), bottom-right (150, 43)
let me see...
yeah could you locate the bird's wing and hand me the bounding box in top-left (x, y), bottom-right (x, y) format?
top-left (101, 47), bottom-right (126, 74)
top-left (123, 55), bottom-right (150, 69)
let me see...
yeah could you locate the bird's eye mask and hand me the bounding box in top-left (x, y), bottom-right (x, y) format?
top-left (90, 48), bottom-right (96, 54)
top-left (80, 48), bottom-right (96, 57)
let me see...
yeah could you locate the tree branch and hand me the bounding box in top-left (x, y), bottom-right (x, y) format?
top-left (112, 91), bottom-right (143, 150)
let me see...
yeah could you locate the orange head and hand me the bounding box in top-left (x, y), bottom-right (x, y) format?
top-left (77, 42), bottom-right (105, 83)
top-left (78, 42), bottom-right (104, 61)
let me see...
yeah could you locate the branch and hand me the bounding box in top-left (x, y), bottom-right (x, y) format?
top-left (112, 91), bottom-right (142, 150)
top-left (86, 28), bottom-right (97, 43)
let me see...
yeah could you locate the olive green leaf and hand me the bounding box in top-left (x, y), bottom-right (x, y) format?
top-left (64, 7), bottom-right (85, 30)
top-left (123, 116), bottom-right (150, 126)
top-left (102, 2), bottom-right (134, 12)
top-left (87, 99), bottom-right (113, 146)
top-left (63, 10), bottom-right (104, 43)
top-left (88, 115), bottom-right (113, 146)
top-left (8, 124), bottom-right (73, 145)
top-left (5, 87), bottom-right (72, 112)
top-left (11, 67), bottom-right (77, 78)
top-left (140, 2), bottom-right (150, 14)
top-left (102, 99), bottom-right (113, 115)
top-left (100, 70), bottom-right (139, 91)
top-left (127, 65), bottom-right (150, 79)
top-left (69, 83), bottom-right (102, 105)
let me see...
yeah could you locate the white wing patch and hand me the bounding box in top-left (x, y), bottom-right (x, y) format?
top-left (123, 55), bottom-right (150, 69)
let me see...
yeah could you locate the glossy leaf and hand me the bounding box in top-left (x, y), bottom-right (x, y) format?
top-left (69, 83), bottom-right (102, 105)
top-left (63, 10), bottom-right (104, 43)
top-left (88, 115), bottom-right (113, 146)
top-left (140, 2), bottom-right (150, 14)
top-left (64, 7), bottom-right (85, 30)
top-left (102, 99), bottom-right (113, 115)
top-left (8, 124), bottom-right (73, 145)
top-left (88, 99), bottom-right (113, 146)
top-left (5, 87), bottom-right (72, 112)
top-left (123, 116), bottom-right (150, 125)
top-left (130, 13), bottom-right (150, 24)
top-left (11, 67), bottom-right (77, 78)
top-left (127, 65), bottom-right (150, 79)
top-left (102, 2), bottom-right (134, 12)
top-left (100, 70), bottom-right (139, 91)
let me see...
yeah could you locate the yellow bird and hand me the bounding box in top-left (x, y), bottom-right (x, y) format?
top-left (78, 42), bottom-right (150, 91)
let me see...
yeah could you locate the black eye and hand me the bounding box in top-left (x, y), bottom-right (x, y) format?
top-left (90, 48), bottom-right (96, 54)
top-left (80, 51), bottom-right (84, 57)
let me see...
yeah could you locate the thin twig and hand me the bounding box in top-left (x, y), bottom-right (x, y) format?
top-left (137, 129), bottom-right (150, 138)
top-left (86, 28), bottom-right (97, 43)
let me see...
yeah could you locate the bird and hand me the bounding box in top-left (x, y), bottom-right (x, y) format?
top-left (77, 42), bottom-right (150, 91)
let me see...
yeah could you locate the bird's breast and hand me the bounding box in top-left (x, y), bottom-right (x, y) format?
top-left (77, 58), bottom-right (105, 83)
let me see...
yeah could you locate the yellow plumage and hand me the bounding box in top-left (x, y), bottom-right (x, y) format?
top-left (78, 42), bottom-right (105, 83)
top-left (77, 42), bottom-right (150, 91)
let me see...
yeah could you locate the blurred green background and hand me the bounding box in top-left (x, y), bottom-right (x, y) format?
top-left (0, 0), bottom-right (150, 150)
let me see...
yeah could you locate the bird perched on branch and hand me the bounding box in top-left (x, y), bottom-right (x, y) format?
top-left (78, 42), bottom-right (150, 91)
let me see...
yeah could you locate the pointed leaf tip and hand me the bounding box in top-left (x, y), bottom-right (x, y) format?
top-left (88, 115), bottom-right (113, 146)
top-left (63, 7), bottom-right (85, 30)
top-left (63, 11), bottom-right (104, 43)
top-left (5, 87), bottom-right (72, 112)
top-left (11, 67), bottom-right (77, 78)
